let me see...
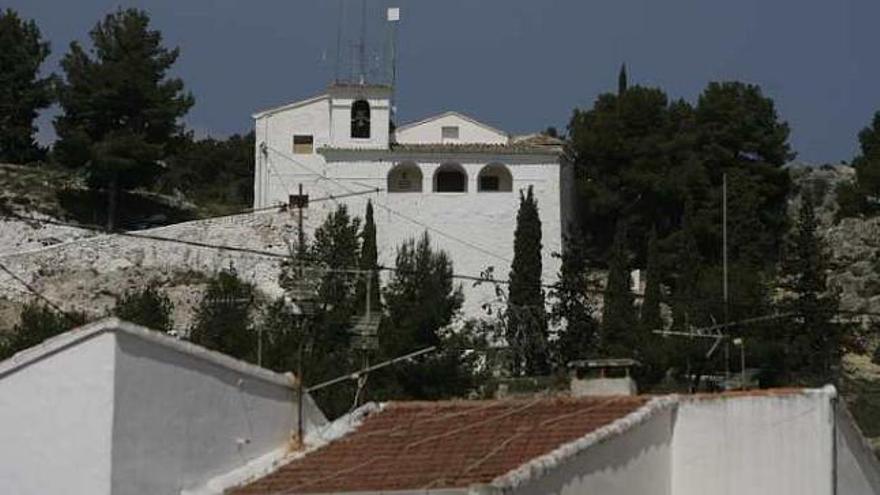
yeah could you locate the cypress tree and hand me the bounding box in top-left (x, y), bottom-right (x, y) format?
top-left (618, 63), bottom-right (628, 96)
top-left (550, 226), bottom-right (599, 369)
top-left (358, 200), bottom-right (381, 312)
top-left (507, 186), bottom-right (549, 375)
top-left (641, 227), bottom-right (662, 331)
top-left (600, 221), bottom-right (637, 357)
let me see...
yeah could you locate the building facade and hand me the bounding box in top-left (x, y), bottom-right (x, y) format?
top-left (253, 83), bottom-right (573, 317)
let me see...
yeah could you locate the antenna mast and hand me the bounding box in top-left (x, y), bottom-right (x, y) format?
top-left (335, 0), bottom-right (345, 83)
top-left (387, 7), bottom-right (401, 115)
top-left (358, 0), bottom-right (367, 83)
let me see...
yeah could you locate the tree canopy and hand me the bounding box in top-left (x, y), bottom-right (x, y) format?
top-left (54, 8), bottom-right (193, 178)
top-left (0, 9), bottom-right (54, 163)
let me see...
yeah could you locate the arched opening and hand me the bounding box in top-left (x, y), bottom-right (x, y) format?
top-left (433, 163), bottom-right (467, 193)
top-left (387, 162), bottom-right (423, 193)
top-left (478, 163), bottom-right (513, 192)
top-left (351, 99), bottom-right (371, 139)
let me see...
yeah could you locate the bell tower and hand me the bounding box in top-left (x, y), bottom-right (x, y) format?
top-left (328, 83), bottom-right (392, 150)
top-left (327, 1), bottom-right (395, 150)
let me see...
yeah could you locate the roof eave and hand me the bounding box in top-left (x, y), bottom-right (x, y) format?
top-left (252, 93), bottom-right (329, 119)
top-left (0, 317), bottom-right (297, 389)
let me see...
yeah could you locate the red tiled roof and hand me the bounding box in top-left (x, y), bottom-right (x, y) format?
top-left (231, 396), bottom-right (651, 494)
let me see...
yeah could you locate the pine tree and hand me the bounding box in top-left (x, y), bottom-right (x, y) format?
top-left (357, 200), bottom-right (381, 312)
top-left (600, 222), bottom-right (637, 357)
top-left (0, 9), bottom-right (54, 163)
top-left (507, 186), bottom-right (549, 375)
top-left (550, 226), bottom-right (598, 369)
top-left (381, 232), bottom-right (463, 357)
top-left (189, 267), bottom-right (256, 361)
top-left (781, 193), bottom-right (844, 382)
top-left (113, 285), bottom-right (173, 332)
top-left (54, 8), bottom-right (193, 227)
top-left (371, 233), bottom-right (476, 402)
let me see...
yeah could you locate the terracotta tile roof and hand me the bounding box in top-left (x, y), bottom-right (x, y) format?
top-left (231, 395), bottom-right (651, 494)
top-left (319, 142), bottom-right (563, 156)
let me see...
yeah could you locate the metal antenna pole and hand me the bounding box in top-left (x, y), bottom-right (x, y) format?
top-left (359, 0), bottom-right (367, 83)
top-left (295, 182), bottom-right (307, 444)
top-left (335, 0), bottom-right (345, 83)
top-left (723, 173), bottom-right (730, 384)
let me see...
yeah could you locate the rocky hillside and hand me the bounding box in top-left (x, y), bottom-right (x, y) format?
top-left (0, 163), bottom-right (292, 332)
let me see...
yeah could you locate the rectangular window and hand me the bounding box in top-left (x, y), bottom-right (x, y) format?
top-left (479, 175), bottom-right (500, 191)
top-left (293, 135), bottom-right (314, 154)
top-left (441, 126), bottom-right (460, 141)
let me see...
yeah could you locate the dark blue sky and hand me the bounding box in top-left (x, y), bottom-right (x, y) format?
top-left (7, 0), bottom-right (880, 164)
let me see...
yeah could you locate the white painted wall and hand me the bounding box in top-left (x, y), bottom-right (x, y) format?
top-left (254, 95), bottom-right (331, 209)
top-left (512, 408), bottom-right (674, 495)
top-left (0, 320), bottom-right (328, 495)
top-left (671, 391), bottom-right (835, 495)
top-left (836, 404), bottom-right (880, 494)
top-left (260, 153), bottom-right (564, 317)
top-left (0, 331), bottom-right (116, 495)
top-left (395, 113), bottom-right (509, 145)
top-left (253, 91), bottom-right (568, 319)
top-left (110, 330), bottom-right (313, 495)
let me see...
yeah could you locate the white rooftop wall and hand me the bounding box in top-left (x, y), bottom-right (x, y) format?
top-left (0, 331), bottom-right (116, 495)
top-left (110, 329), bottom-right (317, 495)
top-left (395, 112), bottom-right (509, 145)
top-left (0, 319), bottom-right (328, 495)
top-left (836, 404), bottom-right (880, 494)
top-left (510, 407), bottom-right (674, 495)
top-left (671, 390), bottom-right (835, 495)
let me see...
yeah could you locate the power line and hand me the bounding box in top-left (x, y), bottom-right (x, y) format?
top-left (263, 144), bottom-right (512, 263)
top-left (10, 211), bottom-right (880, 321)
top-left (0, 260), bottom-right (81, 324)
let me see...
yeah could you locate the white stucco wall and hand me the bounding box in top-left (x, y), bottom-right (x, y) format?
top-left (395, 113), bottom-right (508, 145)
top-left (0, 331), bottom-right (116, 495)
top-left (0, 320), bottom-right (328, 495)
top-left (836, 403), bottom-right (880, 495)
top-left (511, 408), bottom-right (674, 495)
top-left (671, 390), bottom-right (835, 495)
top-left (256, 149), bottom-right (564, 317)
top-left (110, 330), bottom-right (313, 495)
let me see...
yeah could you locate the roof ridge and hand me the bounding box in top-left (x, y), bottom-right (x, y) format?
top-left (489, 395), bottom-right (679, 490)
top-left (0, 317), bottom-right (296, 389)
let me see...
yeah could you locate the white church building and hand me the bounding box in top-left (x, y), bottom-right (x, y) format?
top-left (252, 82), bottom-right (573, 316)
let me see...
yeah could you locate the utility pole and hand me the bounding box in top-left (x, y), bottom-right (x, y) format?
top-left (288, 183), bottom-right (312, 444)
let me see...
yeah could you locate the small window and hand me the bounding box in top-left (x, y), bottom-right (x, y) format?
top-left (293, 135), bottom-right (314, 154)
top-left (441, 126), bottom-right (460, 141)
